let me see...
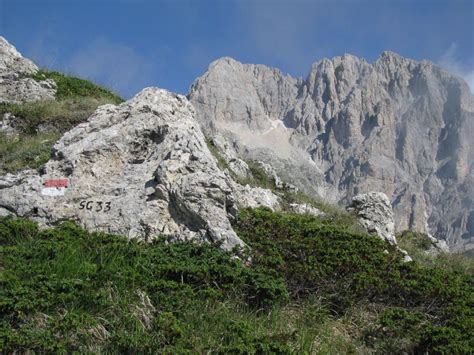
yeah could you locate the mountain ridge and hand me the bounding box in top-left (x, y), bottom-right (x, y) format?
top-left (189, 51), bottom-right (474, 251)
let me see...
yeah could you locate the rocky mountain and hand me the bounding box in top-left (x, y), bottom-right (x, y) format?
top-left (189, 54), bottom-right (474, 251)
top-left (0, 36), bottom-right (56, 103)
top-left (0, 36), bottom-right (472, 253)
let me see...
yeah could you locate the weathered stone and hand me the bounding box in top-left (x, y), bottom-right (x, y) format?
top-left (0, 112), bottom-right (20, 136)
top-left (231, 181), bottom-right (281, 211)
top-left (288, 203), bottom-right (324, 217)
top-left (0, 37), bottom-right (56, 104)
top-left (348, 192), bottom-right (397, 245)
top-left (210, 135), bottom-right (251, 179)
top-left (0, 88), bottom-right (247, 252)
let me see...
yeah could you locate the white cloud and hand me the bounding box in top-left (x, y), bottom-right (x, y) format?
top-left (67, 36), bottom-right (156, 98)
top-left (438, 43), bottom-right (474, 93)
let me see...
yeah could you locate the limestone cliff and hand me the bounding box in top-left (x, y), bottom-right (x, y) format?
top-left (189, 54), bottom-right (474, 251)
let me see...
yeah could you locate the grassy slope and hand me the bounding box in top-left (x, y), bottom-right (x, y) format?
top-left (1, 210), bottom-right (472, 353)
top-left (0, 70), bottom-right (123, 174)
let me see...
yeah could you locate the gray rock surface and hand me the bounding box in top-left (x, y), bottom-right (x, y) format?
top-left (209, 135), bottom-right (251, 179)
top-left (348, 192), bottom-right (397, 245)
top-left (426, 233), bottom-right (450, 254)
top-left (189, 53), bottom-right (474, 251)
top-left (288, 203), bottom-right (324, 217)
top-left (0, 37), bottom-right (56, 104)
top-left (0, 88), bottom-right (246, 251)
top-left (231, 181), bottom-right (281, 211)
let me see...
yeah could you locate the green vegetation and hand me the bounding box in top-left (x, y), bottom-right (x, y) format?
top-left (238, 159), bottom-right (277, 190)
top-left (205, 138), bottom-right (229, 172)
top-left (1, 210), bottom-right (472, 353)
top-left (30, 70), bottom-right (123, 103)
top-left (0, 132), bottom-right (61, 174)
top-left (0, 69), bottom-right (123, 174)
top-left (204, 139), bottom-right (276, 189)
top-left (398, 230), bottom-right (474, 275)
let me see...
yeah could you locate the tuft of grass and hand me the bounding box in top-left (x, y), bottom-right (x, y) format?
top-left (236, 160), bottom-right (277, 190)
top-left (0, 132), bottom-right (61, 174)
top-left (0, 69), bottom-right (124, 173)
top-left (31, 70), bottom-right (123, 104)
top-left (280, 190), bottom-right (362, 231)
top-left (205, 138), bottom-right (229, 172)
top-left (0, 97), bottom-right (114, 135)
top-left (398, 230), bottom-right (474, 275)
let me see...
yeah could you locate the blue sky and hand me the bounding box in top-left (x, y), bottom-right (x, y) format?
top-left (1, 0), bottom-right (473, 98)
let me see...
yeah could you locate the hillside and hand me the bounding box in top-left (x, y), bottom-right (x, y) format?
top-left (1, 212), bottom-right (473, 353)
top-left (0, 36), bottom-right (473, 354)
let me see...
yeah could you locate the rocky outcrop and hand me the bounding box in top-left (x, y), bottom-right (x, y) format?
top-left (209, 135), bottom-right (251, 179)
top-left (231, 182), bottom-right (281, 211)
top-left (426, 234), bottom-right (450, 254)
top-left (288, 203), bottom-right (324, 217)
top-left (348, 192), bottom-right (396, 244)
top-left (0, 37), bottom-right (56, 103)
top-left (0, 88), bottom-right (246, 251)
top-left (189, 54), bottom-right (474, 251)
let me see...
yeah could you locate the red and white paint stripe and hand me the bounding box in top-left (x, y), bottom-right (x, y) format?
top-left (41, 178), bottom-right (69, 196)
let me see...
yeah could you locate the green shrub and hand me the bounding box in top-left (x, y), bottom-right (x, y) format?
top-left (234, 208), bottom-right (400, 307)
top-left (1, 212), bottom-right (472, 353)
top-left (0, 217), bottom-right (295, 353)
top-left (0, 132), bottom-right (60, 174)
top-left (234, 208), bottom-right (474, 353)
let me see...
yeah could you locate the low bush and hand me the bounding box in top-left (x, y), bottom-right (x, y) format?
top-left (235, 208), bottom-right (474, 353)
top-left (0, 217), bottom-right (296, 353)
top-left (1, 210), bottom-right (472, 353)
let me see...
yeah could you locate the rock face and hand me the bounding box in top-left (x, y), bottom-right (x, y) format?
top-left (231, 182), bottom-right (281, 211)
top-left (189, 54), bottom-right (474, 251)
top-left (348, 192), bottom-right (396, 245)
top-left (288, 203), bottom-right (324, 217)
top-left (0, 37), bottom-right (56, 103)
top-left (0, 88), bottom-right (246, 251)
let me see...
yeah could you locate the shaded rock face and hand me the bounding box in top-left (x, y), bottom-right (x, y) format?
top-left (348, 192), bottom-right (396, 245)
top-left (0, 88), bottom-right (245, 251)
top-left (0, 37), bottom-right (56, 103)
top-left (189, 54), bottom-right (474, 251)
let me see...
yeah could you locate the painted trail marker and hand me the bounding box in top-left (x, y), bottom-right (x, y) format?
top-left (41, 178), bottom-right (69, 196)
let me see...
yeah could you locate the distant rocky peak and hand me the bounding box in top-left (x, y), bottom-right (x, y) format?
top-left (189, 52), bottom-right (474, 252)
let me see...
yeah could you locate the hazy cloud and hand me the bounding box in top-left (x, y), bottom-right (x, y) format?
top-left (438, 43), bottom-right (474, 93)
top-left (68, 36), bottom-right (156, 98)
